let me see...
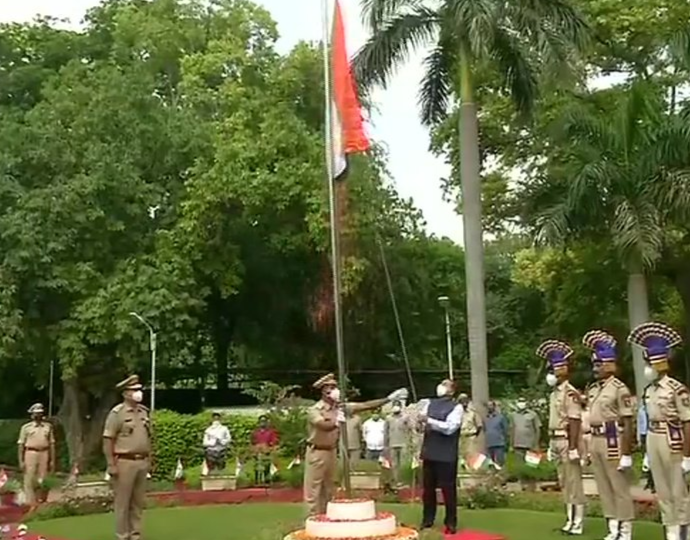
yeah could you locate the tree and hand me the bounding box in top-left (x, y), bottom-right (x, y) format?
top-left (531, 81), bottom-right (690, 394)
top-left (352, 0), bottom-right (590, 407)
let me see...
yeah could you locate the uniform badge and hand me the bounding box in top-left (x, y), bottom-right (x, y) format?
top-left (682, 393), bottom-right (690, 408)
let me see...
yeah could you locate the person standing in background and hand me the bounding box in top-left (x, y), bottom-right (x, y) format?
top-left (458, 393), bottom-right (483, 463)
top-left (538, 340), bottom-right (586, 536)
top-left (345, 413), bottom-right (362, 465)
top-left (251, 415), bottom-right (279, 485)
top-left (418, 379), bottom-right (463, 534)
top-left (17, 403), bottom-right (55, 506)
top-left (103, 375), bottom-right (151, 540)
top-left (510, 398), bottom-right (541, 460)
top-left (385, 401), bottom-right (409, 486)
top-left (637, 389), bottom-right (654, 492)
top-left (362, 410), bottom-right (386, 460)
top-left (484, 401), bottom-right (508, 466)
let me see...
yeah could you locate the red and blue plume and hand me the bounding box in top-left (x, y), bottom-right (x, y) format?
top-left (582, 330), bottom-right (617, 362)
top-left (628, 322), bottom-right (682, 360)
top-left (536, 340), bottom-right (574, 369)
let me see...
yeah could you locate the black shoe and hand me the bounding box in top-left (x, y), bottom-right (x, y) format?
top-left (420, 523), bottom-right (434, 530)
top-left (444, 526), bottom-right (457, 534)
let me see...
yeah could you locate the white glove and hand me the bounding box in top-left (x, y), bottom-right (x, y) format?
top-left (642, 454), bottom-right (650, 472)
top-left (387, 388), bottom-right (409, 402)
top-left (617, 455), bottom-right (633, 471)
top-left (546, 448), bottom-right (554, 462)
top-left (336, 410), bottom-right (346, 424)
top-left (682, 457), bottom-right (690, 474)
top-left (568, 449), bottom-right (580, 462)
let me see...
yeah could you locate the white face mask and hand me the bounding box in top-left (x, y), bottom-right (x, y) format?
top-left (132, 390), bottom-right (143, 403)
top-left (328, 388), bottom-right (341, 402)
top-left (644, 365), bottom-right (658, 382)
top-left (392, 406), bottom-right (401, 413)
top-left (212, 420), bottom-right (221, 426)
top-left (545, 373), bottom-right (558, 387)
top-left (516, 401), bottom-right (526, 411)
top-left (436, 384), bottom-right (448, 397)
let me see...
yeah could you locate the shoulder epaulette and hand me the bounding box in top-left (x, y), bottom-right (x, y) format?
top-left (111, 403), bottom-right (124, 413)
top-left (611, 378), bottom-right (626, 389)
top-left (138, 404), bottom-right (149, 412)
top-left (667, 377), bottom-right (688, 392)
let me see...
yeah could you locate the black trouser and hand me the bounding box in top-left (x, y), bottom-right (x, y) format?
top-left (422, 459), bottom-right (457, 529)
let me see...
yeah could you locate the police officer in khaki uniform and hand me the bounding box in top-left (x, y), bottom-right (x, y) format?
top-left (628, 322), bottom-right (690, 540)
top-left (103, 375), bottom-right (151, 540)
top-left (304, 373), bottom-right (407, 516)
top-left (458, 393), bottom-right (483, 463)
top-left (583, 330), bottom-right (634, 540)
top-left (17, 403), bottom-right (55, 505)
top-left (538, 339), bottom-right (586, 536)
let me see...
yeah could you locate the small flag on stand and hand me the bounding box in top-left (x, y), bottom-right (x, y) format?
top-left (269, 462), bottom-right (279, 477)
top-left (525, 451), bottom-right (543, 468)
top-left (411, 455), bottom-right (420, 470)
top-left (0, 468), bottom-right (8, 489)
top-left (287, 456), bottom-right (302, 469)
top-left (201, 460), bottom-right (209, 476)
top-left (174, 459), bottom-right (184, 480)
top-left (71, 464), bottom-right (80, 477)
top-left (467, 453), bottom-right (502, 471)
top-left (104, 470), bottom-right (111, 481)
top-left (378, 455), bottom-right (392, 469)
top-left (234, 458), bottom-right (243, 477)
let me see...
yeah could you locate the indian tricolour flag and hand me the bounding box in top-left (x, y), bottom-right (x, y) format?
top-left (466, 453), bottom-right (501, 471)
top-left (326, 0), bottom-right (370, 180)
top-left (525, 451), bottom-right (543, 468)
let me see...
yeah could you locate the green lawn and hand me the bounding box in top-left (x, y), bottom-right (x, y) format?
top-left (31, 503), bottom-right (662, 540)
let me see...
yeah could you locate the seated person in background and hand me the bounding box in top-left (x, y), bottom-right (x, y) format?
top-left (203, 412), bottom-right (231, 473)
top-left (251, 415), bottom-right (279, 484)
top-left (362, 410), bottom-right (386, 460)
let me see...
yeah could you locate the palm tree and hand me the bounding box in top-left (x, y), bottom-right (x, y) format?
top-left (353, 0), bottom-right (590, 407)
top-left (534, 81), bottom-right (690, 395)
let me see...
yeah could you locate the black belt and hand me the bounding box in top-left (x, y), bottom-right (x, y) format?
top-left (307, 443), bottom-right (336, 451)
top-left (115, 453), bottom-right (149, 460)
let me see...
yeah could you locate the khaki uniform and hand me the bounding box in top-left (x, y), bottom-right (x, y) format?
top-left (459, 404), bottom-right (483, 461)
top-left (549, 381), bottom-right (585, 506)
top-left (644, 375), bottom-right (690, 528)
top-left (385, 414), bottom-right (409, 485)
top-left (304, 399), bottom-right (340, 516)
top-left (103, 403), bottom-right (151, 540)
top-left (586, 377), bottom-right (634, 523)
top-left (17, 421), bottom-right (54, 504)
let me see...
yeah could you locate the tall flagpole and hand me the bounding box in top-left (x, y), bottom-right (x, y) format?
top-left (321, 0), bottom-right (352, 496)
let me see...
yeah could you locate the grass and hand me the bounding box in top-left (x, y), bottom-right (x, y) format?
top-left (30, 503), bottom-right (662, 540)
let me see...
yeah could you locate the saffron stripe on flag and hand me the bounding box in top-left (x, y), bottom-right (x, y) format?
top-left (329, 0), bottom-right (369, 180)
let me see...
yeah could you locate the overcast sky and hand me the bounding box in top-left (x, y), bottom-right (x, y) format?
top-left (1, 0), bottom-right (461, 244)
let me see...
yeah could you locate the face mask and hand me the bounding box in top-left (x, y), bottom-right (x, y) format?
top-left (644, 365), bottom-right (657, 382)
top-left (212, 420), bottom-right (221, 426)
top-left (132, 390), bottom-right (143, 403)
top-left (328, 388), bottom-right (341, 402)
top-left (546, 373), bottom-right (558, 387)
top-left (516, 401), bottom-right (526, 411)
top-left (436, 384), bottom-right (448, 397)
top-left (392, 406), bottom-right (401, 414)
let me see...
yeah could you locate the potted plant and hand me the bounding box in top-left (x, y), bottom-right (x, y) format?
top-left (0, 479), bottom-right (21, 506)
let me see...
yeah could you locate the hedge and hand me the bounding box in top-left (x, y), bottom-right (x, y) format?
top-left (0, 408), bottom-right (307, 479)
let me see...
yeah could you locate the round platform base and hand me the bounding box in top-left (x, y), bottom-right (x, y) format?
top-left (285, 526), bottom-right (419, 540)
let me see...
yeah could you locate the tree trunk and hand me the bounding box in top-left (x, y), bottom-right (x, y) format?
top-left (627, 272), bottom-right (650, 397)
top-left (59, 378), bottom-right (116, 475)
top-left (457, 50), bottom-right (489, 414)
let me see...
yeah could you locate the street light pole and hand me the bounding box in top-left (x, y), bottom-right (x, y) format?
top-left (129, 312), bottom-right (157, 412)
top-left (438, 296), bottom-right (453, 379)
